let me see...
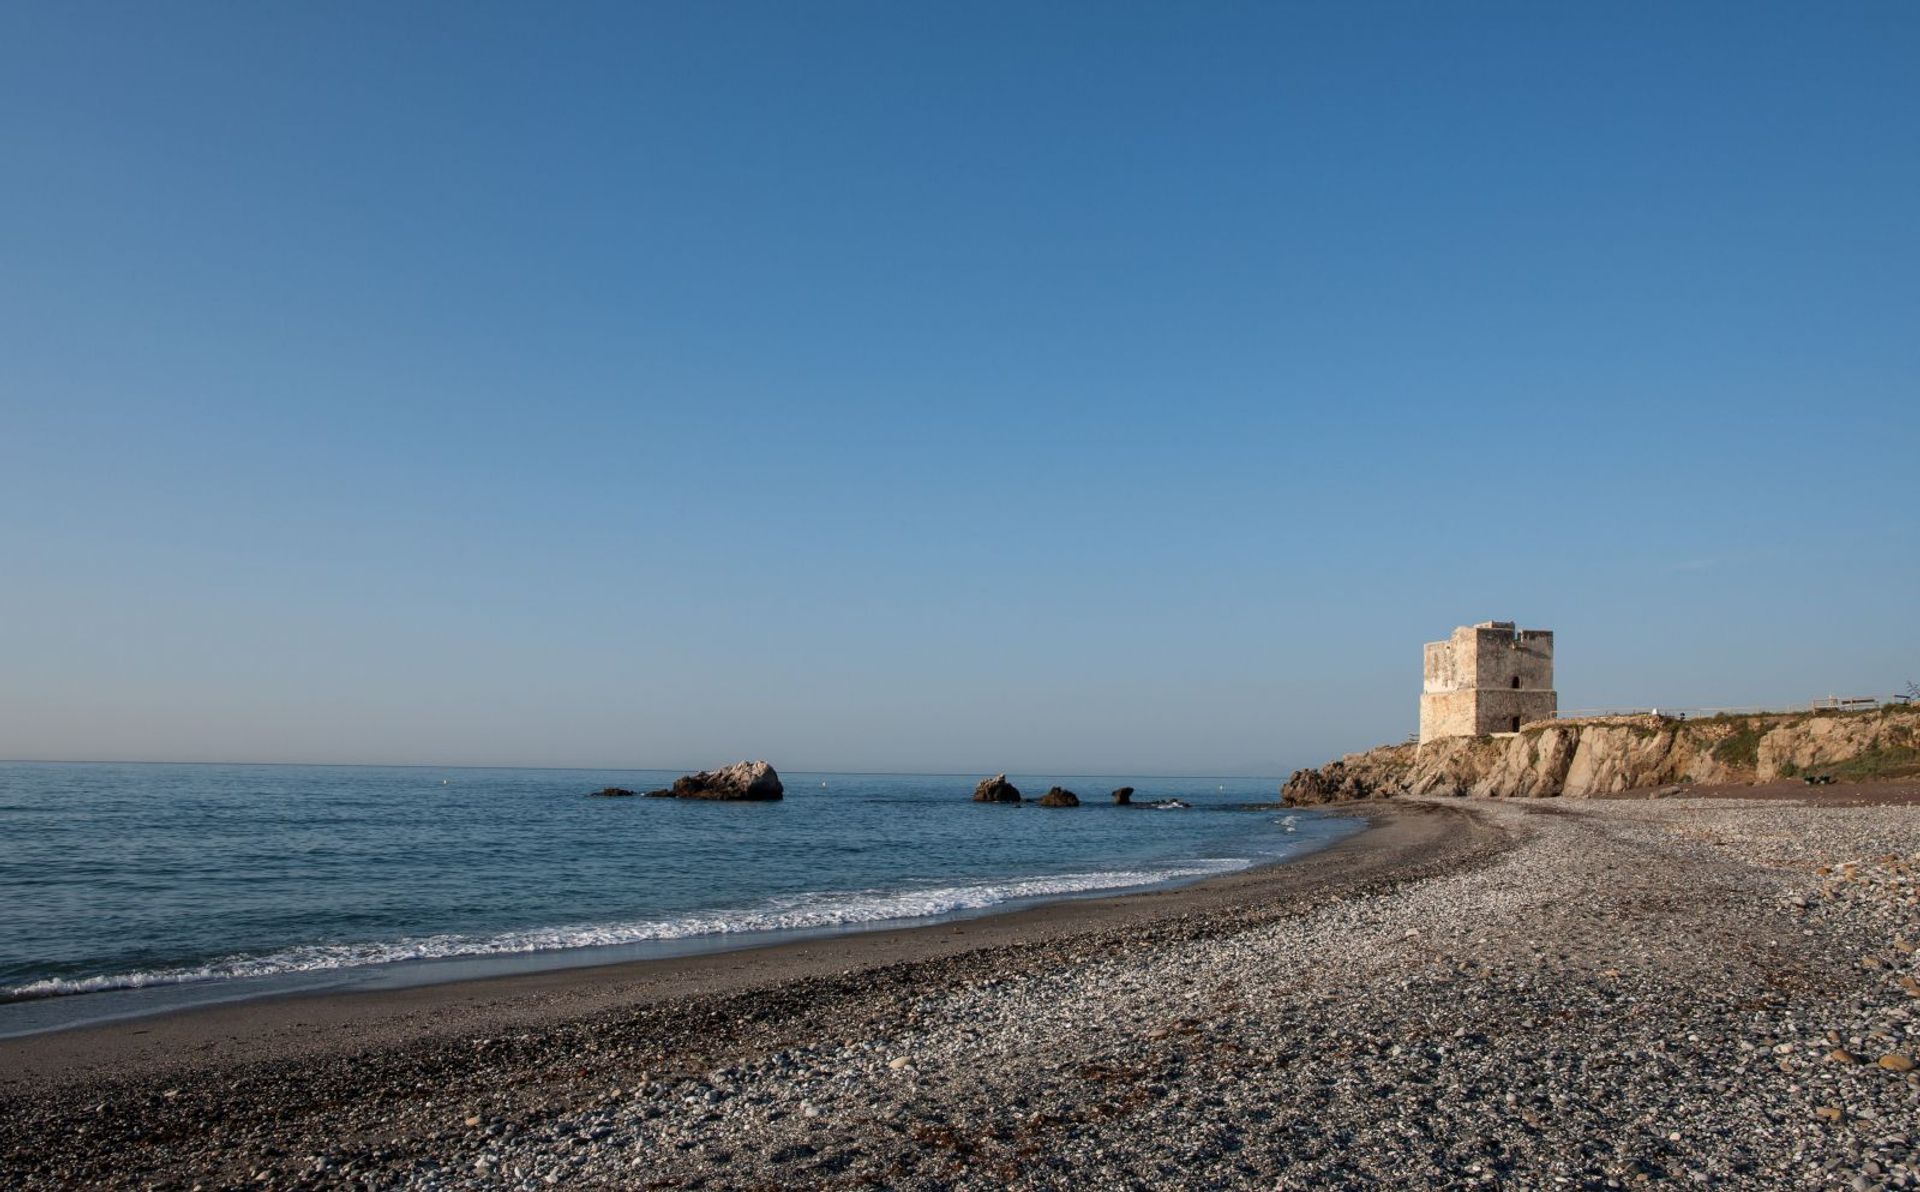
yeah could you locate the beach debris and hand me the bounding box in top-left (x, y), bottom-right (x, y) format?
top-left (1112, 786), bottom-right (1135, 805)
top-left (1037, 786), bottom-right (1080, 808)
top-left (644, 761), bottom-right (784, 801)
top-left (972, 774), bottom-right (1022, 803)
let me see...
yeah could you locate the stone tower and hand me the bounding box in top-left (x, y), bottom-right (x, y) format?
top-left (1419, 621), bottom-right (1556, 744)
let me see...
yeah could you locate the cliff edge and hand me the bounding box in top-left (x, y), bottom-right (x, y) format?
top-left (1282, 706), bottom-right (1919, 804)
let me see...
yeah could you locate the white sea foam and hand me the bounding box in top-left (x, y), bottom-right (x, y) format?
top-left (6, 857), bottom-right (1252, 1000)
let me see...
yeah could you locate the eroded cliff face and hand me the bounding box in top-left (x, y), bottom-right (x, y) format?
top-left (1282, 708), bottom-right (1919, 805)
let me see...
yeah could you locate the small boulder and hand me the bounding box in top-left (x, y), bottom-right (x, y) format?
top-left (645, 761), bottom-right (784, 801)
top-left (1111, 786), bottom-right (1134, 805)
top-left (1037, 786), bottom-right (1080, 807)
top-left (591, 787), bottom-right (637, 798)
top-left (972, 774), bottom-right (1022, 803)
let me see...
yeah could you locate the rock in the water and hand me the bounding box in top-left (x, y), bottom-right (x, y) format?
top-left (591, 787), bottom-right (637, 798)
top-left (645, 761), bottom-right (784, 801)
top-left (1037, 786), bottom-right (1080, 807)
top-left (972, 774), bottom-right (1022, 803)
top-left (1111, 786), bottom-right (1134, 805)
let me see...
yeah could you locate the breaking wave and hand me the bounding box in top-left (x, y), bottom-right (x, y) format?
top-left (5, 858), bottom-right (1249, 1000)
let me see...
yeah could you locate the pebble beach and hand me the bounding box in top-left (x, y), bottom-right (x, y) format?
top-left (4, 790), bottom-right (1917, 1190)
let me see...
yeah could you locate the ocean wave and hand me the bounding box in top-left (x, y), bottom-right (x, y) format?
top-left (5, 858), bottom-right (1250, 1000)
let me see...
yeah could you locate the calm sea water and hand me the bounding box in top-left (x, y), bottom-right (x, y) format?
top-left (0, 763), bottom-right (1355, 1035)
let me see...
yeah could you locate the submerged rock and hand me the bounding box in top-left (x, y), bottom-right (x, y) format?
top-left (591, 787), bottom-right (637, 798)
top-left (1037, 786), bottom-right (1080, 808)
top-left (1111, 786), bottom-right (1135, 805)
top-left (645, 761), bottom-right (784, 801)
top-left (972, 774), bottom-right (1022, 803)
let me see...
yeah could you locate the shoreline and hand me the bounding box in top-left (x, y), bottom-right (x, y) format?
top-left (0, 807), bottom-right (1360, 1040)
top-left (0, 801), bottom-right (1483, 1095)
top-left (10, 793), bottom-right (1915, 1189)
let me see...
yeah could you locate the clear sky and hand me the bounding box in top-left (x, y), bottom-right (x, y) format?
top-left (3, 3), bottom-right (1915, 775)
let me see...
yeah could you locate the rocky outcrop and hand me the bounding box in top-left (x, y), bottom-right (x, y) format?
top-left (973, 774), bottom-right (1022, 803)
top-left (1283, 708), bottom-right (1919, 805)
top-left (1277, 744), bottom-right (1418, 804)
top-left (1112, 786), bottom-right (1135, 805)
top-left (590, 787), bottom-right (637, 798)
top-left (646, 761), bottom-right (784, 801)
top-left (1037, 786), bottom-right (1080, 807)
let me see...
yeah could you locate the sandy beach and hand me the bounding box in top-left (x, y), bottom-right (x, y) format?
top-left (4, 790), bottom-right (1917, 1189)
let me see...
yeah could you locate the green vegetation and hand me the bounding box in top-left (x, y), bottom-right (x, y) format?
top-left (1679, 711), bottom-right (1790, 730)
top-left (1825, 744), bottom-right (1920, 782)
top-left (1711, 721), bottom-right (1766, 769)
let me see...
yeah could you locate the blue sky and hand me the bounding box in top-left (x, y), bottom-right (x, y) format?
top-left (3, 3), bottom-right (1915, 774)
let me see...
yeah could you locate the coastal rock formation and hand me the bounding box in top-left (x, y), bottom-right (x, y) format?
top-left (1037, 786), bottom-right (1080, 807)
top-left (645, 761), bottom-right (784, 801)
top-left (1282, 707), bottom-right (1918, 804)
top-left (1112, 786), bottom-right (1134, 805)
top-left (972, 774), bottom-right (1022, 803)
top-left (590, 787), bottom-right (637, 798)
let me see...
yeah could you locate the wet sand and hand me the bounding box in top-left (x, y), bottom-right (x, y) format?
top-left (7, 792), bottom-right (1914, 1190)
top-left (0, 801), bottom-right (1479, 1097)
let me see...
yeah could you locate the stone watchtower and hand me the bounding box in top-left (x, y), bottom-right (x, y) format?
top-left (1419, 621), bottom-right (1556, 743)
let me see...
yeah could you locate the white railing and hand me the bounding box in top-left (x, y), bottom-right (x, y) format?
top-left (1557, 698), bottom-right (1907, 721)
top-left (1810, 695), bottom-right (1883, 712)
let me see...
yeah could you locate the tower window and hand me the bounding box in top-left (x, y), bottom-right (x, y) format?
top-left (1511, 676), bottom-right (1520, 689)
top-left (1510, 716), bottom-right (1521, 731)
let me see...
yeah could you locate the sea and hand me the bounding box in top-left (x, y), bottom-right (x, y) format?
top-left (0, 762), bottom-right (1358, 1037)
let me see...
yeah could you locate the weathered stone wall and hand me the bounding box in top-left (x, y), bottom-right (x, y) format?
top-left (1423, 638), bottom-right (1472, 693)
top-left (1419, 623), bottom-right (1556, 742)
top-left (1417, 690), bottom-right (1481, 741)
top-left (1469, 627), bottom-right (1553, 693)
top-left (1471, 688), bottom-right (1560, 735)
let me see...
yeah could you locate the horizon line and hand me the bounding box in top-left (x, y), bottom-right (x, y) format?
top-left (0, 757), bottom-right (1293, 782)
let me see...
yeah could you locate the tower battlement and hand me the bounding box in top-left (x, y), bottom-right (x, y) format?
top-left (1419, 622), bottom-right (1556, 743)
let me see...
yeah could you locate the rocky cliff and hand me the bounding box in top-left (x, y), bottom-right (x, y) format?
top-left (1282, 707), bottom-right (1919, 805)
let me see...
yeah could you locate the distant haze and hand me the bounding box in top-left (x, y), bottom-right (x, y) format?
top-left (3, 4), bottom-right (1915, 775)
